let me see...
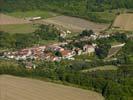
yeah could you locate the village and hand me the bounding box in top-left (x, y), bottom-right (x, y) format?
top-left (1, 20), bottom-right (129, 71)
top-left (3, 40), bottom-right (96, 62)
top-left (0, 1), bottom-right (133, 100)
top-left (1, 29), bottom-right (102, 63)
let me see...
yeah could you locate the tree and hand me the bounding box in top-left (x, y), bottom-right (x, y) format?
top-left (55, 51), bottom-right (62, 57)
top-left (96, 43), bottom-right (111, 59)
top-left (80, 29), bottom-right (94, 37)
top-left (34, 24), bottom-right (59, 40)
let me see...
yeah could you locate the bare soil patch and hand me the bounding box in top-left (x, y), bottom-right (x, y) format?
top-left (38, 15), bottom-right (108, 32)
top-left (0, 75), bottom-right (104, 100)
top-left (0, 14), bottom-right (30, 25)
top-left (82, 65), bottom-right (118, 73)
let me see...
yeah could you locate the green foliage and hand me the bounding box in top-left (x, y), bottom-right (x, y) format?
top-left (1, 0), bottom-right (133, 23)
top-left (117, 39), bottom-right (133, 64)
top-left (0, 59), bottom-right (133, 100)
top-left (0, 25), bottom-right (59, 49)
top-left (95, 33), bottom-right (128, 59)
top-left (80, 29), bottom-right (94, 37)
top-left (1, 0), bottom-right (133, 12)
top-left (111, 33), bottom-right (128, 43)
top-left (34, 24), bottom-right (59, 40)
top-left (0, 24), bottom-right (37, 34)
top-left (14, 33), bottom-right (35, 49)
top-left (96, 44), bottom-right (111, 59)
top-left (122, 40), bottom-right (133, 55)
top-left (54, 51), bottom-right (62, 57)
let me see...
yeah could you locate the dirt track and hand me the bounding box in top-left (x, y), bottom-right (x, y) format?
top-left (38, 15), bottom-right (108, 32)
top-left (113, 14), bottom-right (133, 31)
top-left (0, 14), bottom-right (30, 25)
top-left (0, 75), bottom-right (104, 100)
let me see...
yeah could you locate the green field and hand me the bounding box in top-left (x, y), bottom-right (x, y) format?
top-left (87, 11), bottom-right (116, 23)
top-left (6, 10), bottom-right (59, 19)
top-left (6, 10), bottom-right (116, 24)
top-left (0, 24), bottom-right (38, 34)
top-left (0, 10), bottom-right (60, 34)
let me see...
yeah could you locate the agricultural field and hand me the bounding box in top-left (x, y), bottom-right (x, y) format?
top-left (112, 13), bottom-right (133, 31)
top-left (0, 11), bottom-right (59, 33)
top-left (0, 13), bottom-right (30, 25)
top-left (0, 24), bottom-right (38, 34)
top-left (0, 75), bottom-right (104, 100)
top-left (6, 10), bottom-right (59, 19)
top-left (0, 13), bottom-right (35, 33)
top-left (0, 13), bottom-right (109, 33)
top-left (82, 65), bottom-right (118, 72)
top-left (41, 15), bottom-right (109, 32)
top-left (107, 44), bottom-right (125, 58)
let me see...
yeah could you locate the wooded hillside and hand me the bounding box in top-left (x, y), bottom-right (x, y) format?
top-left (1, 0), bottom-right (133, 23)
top-left (0, 0), bottom-right (133, 12)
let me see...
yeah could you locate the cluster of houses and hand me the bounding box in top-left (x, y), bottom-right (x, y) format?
top-left (3, 42), bottom-right (96, 62)
top-left (1, 27), bottom-right (113, 69)
top-left (2, 30), bottom-right (112, 63)
top-left (78, 32), bottom-right (111, 42)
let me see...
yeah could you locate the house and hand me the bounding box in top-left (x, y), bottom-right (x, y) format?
top-left (60, 30), bottom-right (67, 38)
top-left (38, 46), bottom-right (46, 51)
top-left (25, 62), bottom-right (36, 69)
top-left (29, 17), bottom-right (42, 21)
top-left (83, 45), bottom-right (95, 55)
top-left (5, 52), bottom-right (16, 59)
top-left (44, 52), bottom-right (53, 61)
top-left (90, 34), bottom-right (97, 40)
top-left (15, 49), bottom-right (32, 60)
top-left (31, 47), bottom-right (43, 59)
top-left (60, 50), bottom-right (76, 59)
top-left (98, 34), bottom-right (110, 39)
top-left (75, 48), bottom-right (83, 55)
top-left (47, 45), bottom-right (64, 52)
top-left (51, 56), bottom-right (61, 62)
top-left (18, 49), bottom-right (32, 56)
top-left (66, 30), bottom-right (71, 34)
top-left (92, 43), bottom-right (97, 47)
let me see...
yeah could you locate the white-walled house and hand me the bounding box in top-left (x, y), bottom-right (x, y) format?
top-left (83, 45), bottom-right (95, 55)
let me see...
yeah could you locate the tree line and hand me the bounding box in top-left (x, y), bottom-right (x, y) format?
top-left (0, 0), bottom-right (133, 12)
top-left (0, 59), bottom-right (132, 100)
top-left (0, 0), bottom-right (133, 23)
top-left (0, 24), bottom-right (59, 50)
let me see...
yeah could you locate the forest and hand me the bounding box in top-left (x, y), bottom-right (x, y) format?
top-left (0, 0), bottom-right (133, 23)
top-left (1, 0), bottom-right (133, 12)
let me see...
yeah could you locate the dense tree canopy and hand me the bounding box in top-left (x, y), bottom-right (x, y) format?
top-left (0, 25), bottom-right (59, 49)
top-left (0, 0), bottom-right (133, 12)
top-left (0, 0), bottom-right (132, 23)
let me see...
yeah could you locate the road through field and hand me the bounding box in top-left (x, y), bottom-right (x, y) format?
top-left (0, 75), bottom-right (104, 100)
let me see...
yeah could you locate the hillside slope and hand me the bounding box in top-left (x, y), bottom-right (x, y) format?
top-left (113, 14), bottom-right (133, 31)
top-left (0, 0), bottom-right (133, 23)
top-left (0, 13), bottom-right (30, 25)
top-left (0, 75), bottom-right (104, 100)
top-left (0, 0), bottom-right (133, 12)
